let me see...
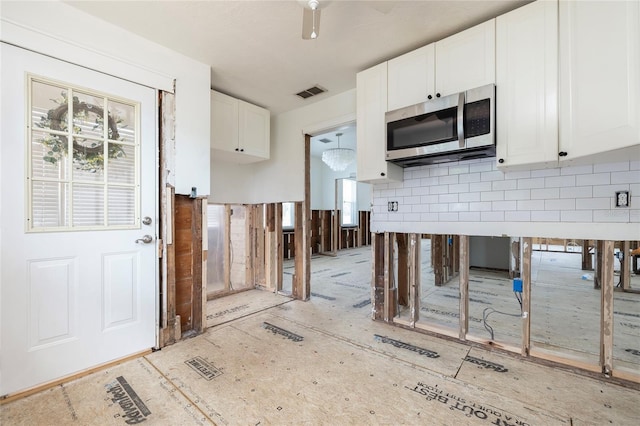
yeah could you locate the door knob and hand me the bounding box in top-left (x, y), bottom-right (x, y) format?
top-left (135, 235), bottom-right (153, 244)
top-left (142, 216), bottom-right (152, 225)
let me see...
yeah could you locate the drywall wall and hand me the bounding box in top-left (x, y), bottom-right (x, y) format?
top-left (371, 158), bottom-right (640, 240)
top-left (209, 89), bottom-right (357, 205)
top-left (470, 236), bottom-right (510, 269)
top-left (0, 1), bottom-right (211, 196)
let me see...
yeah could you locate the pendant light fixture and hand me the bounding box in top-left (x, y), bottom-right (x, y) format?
top-left (322, 132), bottom-right (355, 171)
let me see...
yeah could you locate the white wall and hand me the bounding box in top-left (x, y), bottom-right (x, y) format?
top-left (0, 1), bottom-right (211, 196)
top-left (372, 158), bottom-right (640, 240)
top-left (210, 89), bottom-right (357, 204)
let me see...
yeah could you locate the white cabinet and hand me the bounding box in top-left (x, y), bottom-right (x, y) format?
top-left (559, 0), bottom-right (640, 164)
top-left (387, 44), bottom-right (435, 111)
top-left (435, 19), bottom-right (495, 98)
top-left (211, 90), bottom-right (270, 163)
top-left (356, 63), bottom-right (403, 183)
top-left (386, 19), bottom-right (495, 112)
top-left (496, 0), bottom-right (558, 170)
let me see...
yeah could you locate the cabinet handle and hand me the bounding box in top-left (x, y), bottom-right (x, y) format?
top-left (240, 148), bottom-right (244, 152)
top-left (436, 93), bottom-right (441, 98)
top-left (380, 172), bottom-right (386, 177)
top-left (498, 158), bottom-right (504, 164)
top-left (235, 148), bottom-right (239, 152)
top-left (558, 151), bottom-right (568, 157)
top-left (427, 95), bottom-right (433, 100)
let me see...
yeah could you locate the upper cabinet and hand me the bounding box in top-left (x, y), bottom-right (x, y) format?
top-left (435, 19), bottom-right (496, 98)
top-left (211, 90), bottom-right (270, 163)
top-left (356, 63), bottom-right (403, 183)
top-left (387, 20), bottom-right (495, 112)
top-left (387, 44), bottom-right (435, 112)
top-left (496, 0), bottom-right (558, 170)
top-left (558, 0), bottom-right (640, 164)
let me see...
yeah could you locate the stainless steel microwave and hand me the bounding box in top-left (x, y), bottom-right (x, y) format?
top-left (385, 84), bottom-right (495, 167)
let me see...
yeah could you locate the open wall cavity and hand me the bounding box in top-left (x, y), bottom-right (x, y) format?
top-left (374, 233), bottom-right (640, 383)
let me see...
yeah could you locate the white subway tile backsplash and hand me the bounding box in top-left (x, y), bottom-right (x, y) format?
top-left (420, 177), bottom-right (439, 186)
top-left (560, 164), bottom-right (593, 175)
top-left (545, 199), bottom-right (576, 211)
top-left (518, 200), bottom-right (543, 210)
top-left (593, 210), bottom-right (629, 223)
top-left (576, 173), bottom-right (610, 186)
top-left (492, 180), bottom-right (518, 191)
top-left (492, 200), bottom-right (517, 211)
top-left (594, 162), bottom-right (629, 173)
top-left (481, 211), bottom-right (504, 222)
top-left (531, 210), bottom-right (560, 222)
top-left (481, 170), bottom-right (504, 182)
top-left (439, 212), bottom-right (459, 221)
top-left (449, 165), bottom-right (470, 175)
top-left (469, 201), bottom-right (492, 212)
top-left (469, 162), bottom-right (493, 173)
top-left (459, 212), bottom-right (481, 221)
top-left (560, 186), bottom-right (593, 199)
top-left (421, 195), bottom-right (439, 204)
top-left (430, 185), bottom-right (449, 195)
top-left (430, 167), bottom-right (449, 177)
top-left (450, 202), bottom-right (470, 212)
top-left (420, 213), bottom-right (439, 221)
top-left (412, 186), bottom-right (430, 196)
top-left (449, 183), bottom-right (470, 193)
top-left (505, 211), bottom-right (531, 222)
top-left (438, 175), bottom-right (459, 185)
top-left (481, 191), bottom-right (504, 201)
top-left (517, 178), bottom-right (546, 189)
top-left (611, 170), bottom-right (640, 184)
top-left (439, 194), bottom-right (459, 203)
top-left (593, 184), bottom-right (630, 197)
top-left (575, 198), bottom-right (611, 210)
top-left (531, 168), bottom-right (561, 178)
top-left (470, 181), bottom-right (492, 192)
top-left (504, 189), bottom-right (531, 201)
top-left (459, 192), bottom-right (481, 202)
top-left (370, 160), bottom-right (638, 230)
top-left (430, 203), bottom-right (449, 213)
top-left (561, 210), bottom-right (593, 223)
top-left (460, 173), bottom-right (481, 184)
top-left (504, 170), bottom-right (531, 180)
top-left (544, 175), bottom-right (576, 188)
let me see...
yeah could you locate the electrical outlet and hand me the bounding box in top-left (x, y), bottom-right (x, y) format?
top-left (615, 191), bottom-right (630, 208)
top-left (387, 201), bottom-right (398, 212)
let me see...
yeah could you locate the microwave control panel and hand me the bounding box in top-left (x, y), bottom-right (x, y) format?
top-left (464, 99), bottom-right (491, 138)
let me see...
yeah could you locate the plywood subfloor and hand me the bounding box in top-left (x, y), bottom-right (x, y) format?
top-left (3, 246), bottom-right (639, 425)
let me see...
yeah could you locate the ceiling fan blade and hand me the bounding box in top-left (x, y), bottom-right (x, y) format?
top-left (301, 7), bottom-right (321, 40)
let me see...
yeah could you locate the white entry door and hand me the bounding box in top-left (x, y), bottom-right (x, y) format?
top-left (0, 43), bottom-right (158, 396)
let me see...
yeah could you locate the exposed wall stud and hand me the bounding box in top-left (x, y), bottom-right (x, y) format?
top-left (522, 237), bottom-right (532, 356)
top-left (459, 235), bottom-right (469, 340)
top-left (600, 240), bottom-right (615, 376)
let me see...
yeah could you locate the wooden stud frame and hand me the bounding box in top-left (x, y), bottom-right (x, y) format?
top-left (458, 235), bottom-right (469, 340)
top-left (522, 237), bottom-right (532, 356)
top-left (293, 135), bottom-right (312, 300)
top-left (408, 234), bottom-right (420, 326)
top-left (600, 240), bottom-right (614, 375)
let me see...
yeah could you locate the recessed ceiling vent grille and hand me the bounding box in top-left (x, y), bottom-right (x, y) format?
top-left (295, 85), bottom-right (326, 99)
top-left (318, 138), bottom-right (332, 144)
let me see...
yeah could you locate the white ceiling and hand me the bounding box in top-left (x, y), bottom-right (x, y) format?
top-left (65, 0), bottom-right (530, 158)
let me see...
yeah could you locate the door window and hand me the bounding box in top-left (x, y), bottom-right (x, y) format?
top-left (28, 76), bottom-right (139, 231)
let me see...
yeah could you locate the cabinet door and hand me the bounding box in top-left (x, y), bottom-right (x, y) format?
top-left (387, 44), bottom-right (435, 111)
top-left (239, 100), bottom-right (270, 159)
top-left (496, 0), bottom-right (558, 169)
top-left (356, 63), bottom-right (403, 183)
top-left (211, 90), bottom-right (239, 153)
top-left (435, 19), bottom-right (496, 97)
top-left (559, 0), bottom-right (640, 163)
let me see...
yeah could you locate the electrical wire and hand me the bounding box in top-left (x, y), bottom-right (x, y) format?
top-left (482, 291), bottom-right (523, 340)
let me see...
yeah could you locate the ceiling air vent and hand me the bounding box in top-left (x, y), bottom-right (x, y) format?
top-left (295, 85), bottom-right (326, 99)
top-left (318, 138), bottom-right (332, 144)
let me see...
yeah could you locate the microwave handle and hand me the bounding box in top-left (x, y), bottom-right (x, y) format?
top-left (457, 92), bottom-right (465, 149)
